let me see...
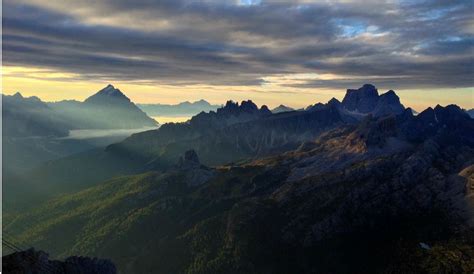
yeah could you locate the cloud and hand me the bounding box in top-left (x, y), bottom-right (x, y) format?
top-left (3, 0), bottom-right (473, 89)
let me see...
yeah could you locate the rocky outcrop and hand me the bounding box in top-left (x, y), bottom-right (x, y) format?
top-left (342, 84), bottom-right (380, 113)
top-left (340, 84), bottom-right (405, 117)
top-left (177, 149), bottom-right (201, 169)
top-left (2, 248), bottom-right (117, 274)
top-left (177, 150), bottom-right (215, 187)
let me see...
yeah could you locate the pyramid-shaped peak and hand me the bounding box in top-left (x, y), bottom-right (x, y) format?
top-left (379, 90), bottom-right (401, 103)
top-left (85, 84), bottom-right (130, 104)
top-left (13, 92), bottom-right (23, 98)
top-left (328, 97), bottom-right (341, 105)
top-left (97, 84), bottom-right (125, 96)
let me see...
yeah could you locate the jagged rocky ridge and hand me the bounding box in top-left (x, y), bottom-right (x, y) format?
top-left (5, 102), bottom-right (474, 273)
top-left (305, 84), bottom-right (405, 120)
top-left (340, 83), bottom-right (405, 117)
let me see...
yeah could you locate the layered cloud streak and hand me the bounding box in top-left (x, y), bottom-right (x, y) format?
top-left (4, 0), bottom-right (473, 89)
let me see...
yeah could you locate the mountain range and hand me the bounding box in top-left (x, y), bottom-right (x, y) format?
top-left (138, 99), bottom-right (220, 117)
top-left (3, 84), bottom-right (474, 273)
top-left (3, 85), bottom-right (157, 138)
top-left (1, 85), bottom-right (423, 207)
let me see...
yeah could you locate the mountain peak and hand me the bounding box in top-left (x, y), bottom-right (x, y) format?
top-left (240, 100), bottom-right (259, 112)
top-left (342, 84), bottom-right (379, 113)
top-left (195, 99), bottom-right (209, 104)
top-left (340, 84), bottom-right (405, 117)
top-left (97, 84), bottom-right (126, 97)
top-left (260, 105), bottom-right (271, 113)
top-left (13, 92), bottom-right (23, 98)
top-left (85, 85), bottom-right (130, 104)
top-left (271, 104), bottom-right (295, 113)
top-left (327, 97), bottom-right (341, 106)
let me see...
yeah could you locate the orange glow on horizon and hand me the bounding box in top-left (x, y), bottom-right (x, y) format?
top-left (2, 65), bottom-right (473, 112)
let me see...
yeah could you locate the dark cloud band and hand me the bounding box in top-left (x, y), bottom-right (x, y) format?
top-left (3, 0), bottom-right (473, 89)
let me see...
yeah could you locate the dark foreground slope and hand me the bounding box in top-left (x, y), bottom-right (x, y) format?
top-left (5, 104), bottom-right (474, 274)
top-left (2, 248), bottom-right (116, 274)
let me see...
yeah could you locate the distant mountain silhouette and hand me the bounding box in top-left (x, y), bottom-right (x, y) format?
top-left (50, 84), bottom-right (158, 129)
top-left (271, 104), bottom-right (295, 113)
top-left (3, 92), bottom-right (69, 137)
top-left (138, 99), bottom-right (220, 117)
top-left (466, 108), bottom-right (474, 118)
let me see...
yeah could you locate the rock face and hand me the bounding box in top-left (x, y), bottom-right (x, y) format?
top-left (177, 149), bottom-right (201, 169)
top-left (2, 248), bottom-right (117, 274)
top-left (176, 150), bottom-right (215, 186)
top-left (340, 84), bottom-right (405, 117)
top-left (342, 84), bottom-right (380, 113)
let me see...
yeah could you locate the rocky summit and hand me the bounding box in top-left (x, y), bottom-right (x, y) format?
top-left (340, 84), bottom-right (405, 117)
top-left (84, 84), bottom-right (131, 104)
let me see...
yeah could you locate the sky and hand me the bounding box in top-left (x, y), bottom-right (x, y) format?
top-left (2, 0), bottom-right (473, 111)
